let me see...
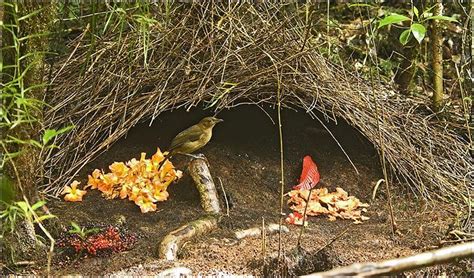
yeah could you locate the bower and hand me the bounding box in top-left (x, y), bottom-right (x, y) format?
top-left (43, 2), bottom-right (471, 208)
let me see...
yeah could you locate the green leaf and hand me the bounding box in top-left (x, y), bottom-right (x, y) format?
top-left (399, 29), bottom-right (412, 45)
top-left (31, 200), bottom-right (46, 211)
top-left (411, 23), bottom-right (426, 44)
top-left (45, 144), bottom-right (60, 149)
top-left (18, 7), bottom-right (47, 21)
top-left (34, 214), bottom-right (56, 223)
top-left (425, 15), bottom-right (458, 22)
top-left (378, 14), bottom-right (410, 28)
top-left (42, 129), bottom-right (57, 145)
top-left (42, 125), bottom-right (74, 145)
top-left (57, 125), bottom-right (75, 135)
top-left (15, 201), bottom-right (29, 214)
top-left (413, 6), bottom-right (419, 19)
top-left (70, 221), bottom-right (81, 232)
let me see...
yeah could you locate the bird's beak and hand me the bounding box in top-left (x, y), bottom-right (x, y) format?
top-left (215, 118), bottom-right (224, 123)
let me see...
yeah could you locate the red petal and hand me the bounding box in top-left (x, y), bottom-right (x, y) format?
top-left (293, 211), bottom-right (303, 218)
top-left (293, 155), bottom-right (320, 190)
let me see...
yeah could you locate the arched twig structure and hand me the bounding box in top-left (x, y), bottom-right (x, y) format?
top-left (43, 3), bottom-right (472, 211)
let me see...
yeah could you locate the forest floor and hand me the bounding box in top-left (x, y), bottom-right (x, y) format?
top-left (41, 106), bottom-right (470, 276)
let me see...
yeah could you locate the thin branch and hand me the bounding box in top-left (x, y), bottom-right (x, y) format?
top-left (303, 242), bottom-right (474, 277)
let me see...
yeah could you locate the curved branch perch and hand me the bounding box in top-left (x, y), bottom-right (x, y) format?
top-left (158, 215), bottom-right (219, 261)
top-left (158, 157), bottom-right (221, 261)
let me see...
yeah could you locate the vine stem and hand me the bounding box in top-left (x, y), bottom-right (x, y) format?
top-left (276, 69), bottom-right (285, 260)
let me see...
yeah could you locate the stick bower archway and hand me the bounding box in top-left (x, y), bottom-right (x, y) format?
top-left (43, 3), bottom-right (471, 213)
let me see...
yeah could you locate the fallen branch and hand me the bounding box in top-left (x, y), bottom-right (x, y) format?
top-left (158, 156), bottom-right (222, 261)
top-left (303, 241), bottom-right (474, 277)
top-left (158, 215), bottom-right (219, 261)
top-left (235, 223), bottom-right (289, 240)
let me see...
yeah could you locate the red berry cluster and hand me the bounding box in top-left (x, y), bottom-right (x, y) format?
top-left (57, 225), bottom-right (137, 257)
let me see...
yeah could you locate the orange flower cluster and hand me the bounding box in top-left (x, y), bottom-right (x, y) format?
top-left (85, 148), bottom-right (182, 213)
top-left (287, 187), bottom-right (369, 224)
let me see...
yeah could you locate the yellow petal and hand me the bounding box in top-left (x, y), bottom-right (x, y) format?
top-left (134, 196), bottom-right (157, 213)
top-left (151, 148), bottom-right (165, 165)
top-left (109, 162), bottom-right (129, 177)
top-left (63, 181), bottom-right (87, 202)
top-left (153, 190), bottom-right (169, 202)
top-left (62, 185), bottom-right (72, 194)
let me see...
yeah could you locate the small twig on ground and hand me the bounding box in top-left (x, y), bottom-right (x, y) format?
top-left (235, 224), bottom-right (289, 240)
top-left (218, 177), bottom-right (229, 216)
top-left (12, 261), bottom-right (35, 266)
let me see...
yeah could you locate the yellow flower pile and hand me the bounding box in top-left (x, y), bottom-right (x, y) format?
top-left (81, 148), bottom-right (182, 213)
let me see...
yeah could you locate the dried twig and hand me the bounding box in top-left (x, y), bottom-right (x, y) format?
top-left (303, 241), bottom-right (474, 277)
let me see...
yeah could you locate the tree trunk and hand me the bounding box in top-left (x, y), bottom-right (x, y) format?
top-left (431, 1), bottom-right (444, 112)
top-left (394, 43), bottom-right (419, 94)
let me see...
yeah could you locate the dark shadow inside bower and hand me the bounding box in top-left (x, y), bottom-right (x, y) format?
top-left (49, 104), bottom-right (382, 275)
top-left (79, 104), bottom-right (380, 224)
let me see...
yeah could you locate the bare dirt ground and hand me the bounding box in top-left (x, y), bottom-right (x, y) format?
top-left (41, 105), bottom-right (470, 276)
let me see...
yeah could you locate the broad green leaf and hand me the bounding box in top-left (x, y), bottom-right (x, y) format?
top-left (411, 23), bottom-right (426, 43)
top-left (42, 129), bottom-right (58, 145)
top-left (42, 125), bottom-right (74, 145)
top-left (426, 15), bottom-right (458, 22)
top-left (399, 29), bottom-right (411, 45)
top-left (378, 14), bottom-right (410, 28)
top-left (413, 6), bottom-right (419, 18)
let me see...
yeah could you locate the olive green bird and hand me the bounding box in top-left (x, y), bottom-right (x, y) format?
top-left (158, 116), bottom-right (223, 169)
